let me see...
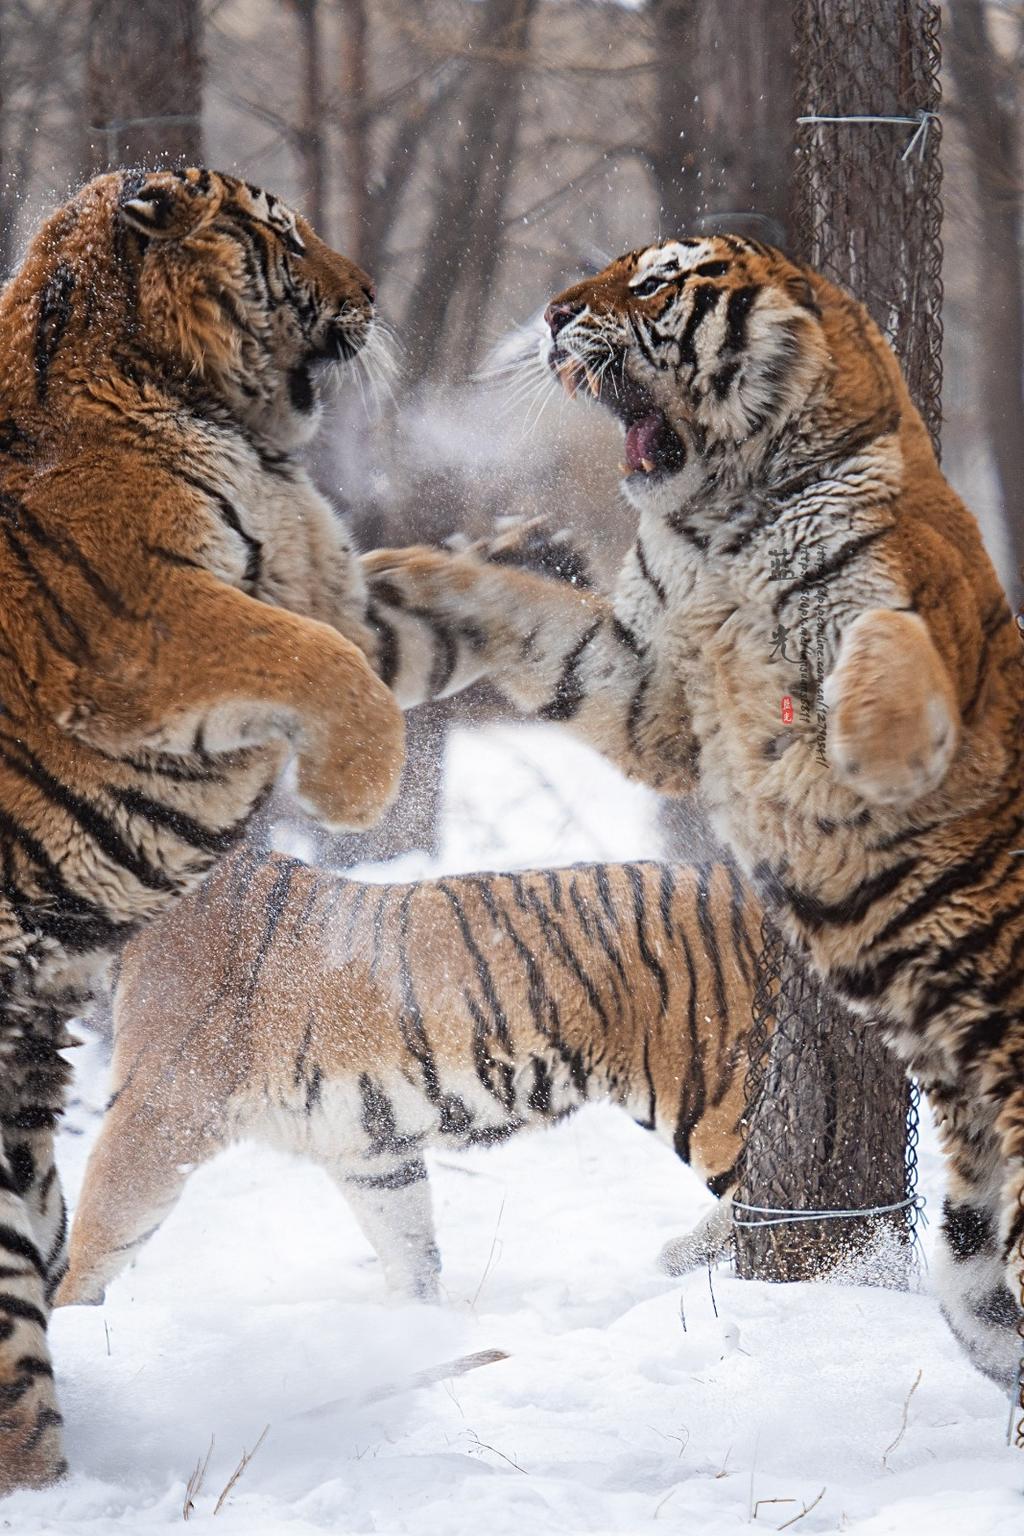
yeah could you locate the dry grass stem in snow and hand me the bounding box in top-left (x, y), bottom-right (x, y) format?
top-left (213, 1425), bottom-right (270, 1516)
top-left (882, 1368), bottom-right (923, 1468)
top-left (182, 1436), bottom-right (214, 1522)
top-left (777, 1487), bottom-right (826, 1530)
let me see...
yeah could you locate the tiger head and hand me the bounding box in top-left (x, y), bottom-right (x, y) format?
top-left (543, 236), bottom-right (878, 509)
top-left (7, 168), bottom-right (376, 452)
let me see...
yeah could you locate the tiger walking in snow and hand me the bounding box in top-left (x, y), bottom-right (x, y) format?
top-left (59, 849), bottom-right (762, 1306)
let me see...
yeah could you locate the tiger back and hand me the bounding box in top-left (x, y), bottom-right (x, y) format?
top-left (59, 849), bottom-right (763, 1306)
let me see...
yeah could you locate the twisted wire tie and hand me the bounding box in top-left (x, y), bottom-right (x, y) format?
top-left (796, 110), bottom-right (940, 162)
top-left (732, 1194), bottom-right (925, 1230)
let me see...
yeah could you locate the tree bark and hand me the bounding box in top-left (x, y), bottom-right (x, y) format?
top-left (337, 0), bottom-right (370, 262)
top-left (947, 1), bottom-right (1024, 611)
top-left (647, 0), bottom-right (795, 247)
top-left (287, 0), bottom-right (328, 235)
top-left (86, 0), bottom-right (204, 171)
top-left (647, 0), bottom-right (703, 232)
top-left (735, 926), bottom-right (914, 1282)
top-left (735, 0), bottom-right (940, 1285)
top-left (400, 0), bottom-right (538, 387)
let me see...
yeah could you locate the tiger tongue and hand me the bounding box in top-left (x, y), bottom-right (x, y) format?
top-left (625, 412), bottom-right (663, 472)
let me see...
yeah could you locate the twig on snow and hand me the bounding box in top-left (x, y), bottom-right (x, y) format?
top-left (470, 1194), bottom-right (506, 1309)
top-left (882, 1369), bottom-right (923, 1468)
top-left (213, 1425), bottom-right (269, 1516)
top-left (465, 1429), bottom-right (528, 1474)
top-left (653, 1486), bottom-right (679, 1518)
top-left (778, 1487), bottom-right (826, 1530)
top-left (182, 1435), bottom-right (214, 1522)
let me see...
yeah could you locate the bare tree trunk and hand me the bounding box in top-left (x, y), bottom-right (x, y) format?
top-left (948, 1), bottom-right (1024, 611)
top-left (735, 926), bottom-right (915, 1281)
top-left (401, 0), bottom-right (537, 387)
top-left (1, 2), bottom-right (88, 274)
top-left (287, 0), bottom-right (328, 235)
top-left (87, 0), bottom-right (204, 171)
top-left (337, 0), bottom-right (370, 262)
top-left (647, 0), bottom-right (795, 246)
top-left (735, 0), bottom-right (941, 1285)
top-left (647, 0), bottom-right (703, 232)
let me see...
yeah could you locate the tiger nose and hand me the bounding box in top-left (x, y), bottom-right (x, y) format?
top-left (362, 280), bottom-right (376, 305)
top-left (545, 299), bottom-right (582, 339)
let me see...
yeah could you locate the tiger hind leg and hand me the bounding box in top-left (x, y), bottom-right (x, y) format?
top-left (0, 1024), bottom-right (79, 1489)
top-left (12, 1124), bottom-right (67, 1308)
top-left (331, 1157), bottom-right (442, 1302)
top-left (0, 1135), bottom-right (66, 1489)
top-left (57, 1093), bottom-right (212, 1308)
top-left (0, 1035), bottom-right (72, 1310)
top-left (933, 1190), bottom-right (1023, 1389)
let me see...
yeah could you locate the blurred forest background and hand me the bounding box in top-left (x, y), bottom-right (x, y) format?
top-left (0, 0), bottom-right (1021, 854)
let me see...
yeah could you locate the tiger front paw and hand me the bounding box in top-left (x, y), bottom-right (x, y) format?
top-left (823, 609), bottom-right (959, 808)
top-left (296, 649), bottom-right (405, 831)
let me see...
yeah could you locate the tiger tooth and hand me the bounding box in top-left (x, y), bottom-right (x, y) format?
top-left (557, 361), bottom-right (579, 399)
top-left (584, 366), bottom-right (601, 399)
top-left (641, 458), bottom-right (655, 473)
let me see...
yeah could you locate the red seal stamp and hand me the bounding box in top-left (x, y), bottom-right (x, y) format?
top-left (780, 695), bottom-right (794, 725)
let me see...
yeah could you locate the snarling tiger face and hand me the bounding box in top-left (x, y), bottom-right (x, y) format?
top-left (27, 168), bottom-right (377, 452)
top-left (544, 236), bottom-right (830, 505)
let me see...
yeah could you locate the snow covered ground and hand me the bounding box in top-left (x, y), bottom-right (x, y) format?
top-left (11, 726), bottom-right (1023, 1533)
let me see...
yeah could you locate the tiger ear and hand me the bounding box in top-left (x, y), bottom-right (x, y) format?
top-left (119, 169), bottom-right (222, 240)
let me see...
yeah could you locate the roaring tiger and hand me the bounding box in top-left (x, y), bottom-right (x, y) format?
top-left (0, 168), bottom-right (404, 1486)
top-left (361, 236), bottom-right (1024, 1396)
top-left (57, 849), bottom-right (760, 1308)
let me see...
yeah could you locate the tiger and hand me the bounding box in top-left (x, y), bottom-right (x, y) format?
top-left (57, 848), bottom-right (761, 1309)
top-left (357, 236), bottom-right (1024, 1400)
top-left (0, 167), bottom-right (404, 1487)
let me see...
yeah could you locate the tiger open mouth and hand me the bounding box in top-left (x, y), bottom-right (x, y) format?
top-left (550, 347), bottom-right (687, 478)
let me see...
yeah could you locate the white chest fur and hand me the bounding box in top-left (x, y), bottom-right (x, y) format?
top-left (623, 509), bottom-right (852, 879)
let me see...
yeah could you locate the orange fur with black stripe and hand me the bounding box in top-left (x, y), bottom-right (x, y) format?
top-left (361, 236), bottom-right (1024, 1394)
top-left (0, 168), bottom-right (403, 1487)
top-left (59, 851), bottom-right (762, 1307)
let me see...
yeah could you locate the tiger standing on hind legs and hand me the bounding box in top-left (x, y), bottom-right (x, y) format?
top-left (0, 167), bottom-right (405, 1489)
top-left (363, 235), bottom-right (1024, 1403)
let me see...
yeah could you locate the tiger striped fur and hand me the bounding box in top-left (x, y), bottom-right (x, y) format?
top-left (0, 169), bottom-right (403, 1486)
top-left (58, 850), bottom-right (761, 1308)
top-left (361, 236), bottom-right (1024, 1392)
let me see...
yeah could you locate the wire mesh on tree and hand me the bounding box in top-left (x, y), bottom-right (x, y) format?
top-left (793, 0), bottom-right (943, 451)
top-left (735, 0), bottom-right (942, 1285)
top-left (736, 918), bottom-right (919, 1282)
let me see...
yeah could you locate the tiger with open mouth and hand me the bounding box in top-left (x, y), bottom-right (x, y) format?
top-left (361, 234), bottom-right (1024, 1398)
